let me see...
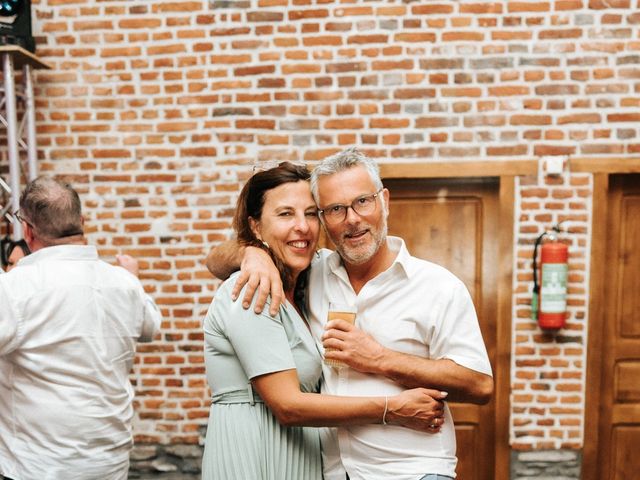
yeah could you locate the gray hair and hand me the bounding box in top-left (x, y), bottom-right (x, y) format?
top-left (310, 147), bottom-right (383, 203)
top-left (19, 176), bottom-right (83, 245)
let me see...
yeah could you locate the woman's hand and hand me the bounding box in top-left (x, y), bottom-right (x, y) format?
top-left (386, 388), bottom-right (448, 433)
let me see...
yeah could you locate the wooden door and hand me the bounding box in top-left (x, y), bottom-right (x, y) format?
top-left (385, 177), bottom-right (499, 480)
top-left (585, 174), bottom-right (640, 479)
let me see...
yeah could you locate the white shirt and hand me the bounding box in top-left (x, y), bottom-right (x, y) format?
top-left (307, 237), bottom-right (492, 480)
top-left (0, 245), bottom-right (161, 480)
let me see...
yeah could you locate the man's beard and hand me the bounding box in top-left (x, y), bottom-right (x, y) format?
top-left (334, 217), bottom-right (388, 266)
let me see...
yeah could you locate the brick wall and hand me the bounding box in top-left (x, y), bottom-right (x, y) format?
top-left (512, 168), bottom-right (591, 451)
top-left (2, 0), bottom-right (640, 475)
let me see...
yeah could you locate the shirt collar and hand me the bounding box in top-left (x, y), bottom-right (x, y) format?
top-left (18, 244), bottom-right (99, 266)
top-left (327, 235), bottom-right (412, 281)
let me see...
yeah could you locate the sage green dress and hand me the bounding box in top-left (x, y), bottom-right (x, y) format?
top-left (202, 273), bottom-right (323, 480)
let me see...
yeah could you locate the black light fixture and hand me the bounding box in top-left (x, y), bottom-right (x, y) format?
top-left (0, 0), bottom-right (25, 16)
top-left (0, 0), bottom-right (35, 52)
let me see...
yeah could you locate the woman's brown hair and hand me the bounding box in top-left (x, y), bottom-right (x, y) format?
top-left (233, 162), bottom-right (312, 294)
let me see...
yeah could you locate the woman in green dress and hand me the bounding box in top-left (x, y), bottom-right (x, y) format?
top-left (202, 162), bottom-right (443, 480)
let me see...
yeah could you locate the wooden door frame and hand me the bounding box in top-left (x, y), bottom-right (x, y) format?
top-left (380, 160), bottom-right (532, 480)
top-left (578, 158), bottom-right (640, 480)
top-left (570, 157), bottom-right (640, 480)
top-left (582, 172), bottom-right (608, 480)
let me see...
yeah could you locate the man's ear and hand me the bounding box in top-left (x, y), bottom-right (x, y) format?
top-left (382, 187), bottom-right (390, 215)
top-left (22, 222), bottom-right (34, 245)
top-left (248, 217), bottom-right (262, 241)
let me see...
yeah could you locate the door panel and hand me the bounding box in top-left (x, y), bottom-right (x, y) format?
top-left (611, 426), bottom-right (640, 477)
top-left (594, 174), bottom-right (640, 480)
top-left (388, 196), bottom-right (481, 299)
top-left (385, 178), bottom-right (498, 480)
top-left (454, 426), bottom-right (479, 480)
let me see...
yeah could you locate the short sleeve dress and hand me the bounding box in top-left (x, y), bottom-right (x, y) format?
top-left (201, 272), bottom-right (323, 480)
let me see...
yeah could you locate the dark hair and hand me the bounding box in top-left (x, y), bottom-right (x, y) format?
top-left (7, 239), bottom-right (31, 259)
top-left (19, 176), bottom-right (83, 245)
top-left (233, 162), bottom-right (311, 293)
top-left (1, 238), bottom-right (30, 268)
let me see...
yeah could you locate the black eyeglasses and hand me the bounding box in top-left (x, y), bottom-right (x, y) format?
top-left (13, 210), bottom-right (83, 238)
top-left (14, 210), bottom-right (32, 227)
top-left (318, 189), bottom-right (383, 225)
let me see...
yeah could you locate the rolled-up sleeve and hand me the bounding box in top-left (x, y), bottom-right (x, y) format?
top-left (431, 280), bottom-right (493, 377)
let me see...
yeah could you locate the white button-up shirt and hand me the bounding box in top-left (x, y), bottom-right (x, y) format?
top-left (307, 237), bottom-right (492, 480)
top-left (0, 245), bottom-right (161, 480)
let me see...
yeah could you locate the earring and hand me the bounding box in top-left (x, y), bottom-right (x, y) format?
top-left (262, 241), bottom-right (270, 249)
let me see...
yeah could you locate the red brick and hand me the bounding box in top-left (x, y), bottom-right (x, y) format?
top-left (148, 44), bottom-right (186, 55)
top-left (416, 117), bottom-right (458, 128)
top-left (493, 31), bottom-right (533, 41)
top-left (335, 6), bottom-right (373, 16)
top-left (508, 2), bottom-right (550, 11)
top-left (489, 86), bottom-right (530, 96)
top-left (539, 28), bottom-right (582, 39)
top-left (234, 65), bottom-right (275, 76)
top-left (302, 36), bottom-right (342, 46)
top-left (157, 122), bottom-right (198, 132)
top-left (589, 0), bottom-right (629, 8)
top-left (608, 113), bottom-right (640, 122)
top-left (394, 33), bottom-right (436, 43)
top-left (93, 149), bottom-right (131, 159)
top-left (372, 60), bottom-right (414, 70)
top-left (511, 115), bottom-right (552, 125)
top-left (119, 18), bottom-right (161, 29)
top-left (235, 119), bottom-right (276, 130)
top-left (288, 9), bottom-right (328, 20)
top-left (395, 89), bottom-right (436, 99)
top-left (533, 145), bottom-right (576, 156)
top-left (377, 6), bottom-right (406, 15)
top-left (348, 34), bottom-right (389, 44)
top-left (441, 87), bottom-right (482, 97)
top-left (443, 31), bottom-right (485, 41)
top-left (487, 145), bottom-right (528, 156)
top-left (369, 118), bottom-right (410, 129)
top-left (460, 3), bottom-right (503, 13)
top-left (73, 20), bottom-right (113, 30)
top-left (557, 113), bottom-right (601, 124)
top-left (325, 119), bottom-right (364, 129)
top-left (152, 2), bottom-right (202, 13)
top-left (101, 47), bottom-right (142, 57)
top-left (411, 4), bottom-right (454, 14)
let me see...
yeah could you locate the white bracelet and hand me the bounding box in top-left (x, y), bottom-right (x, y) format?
top-left (382, 396), bottom-right (388, 425)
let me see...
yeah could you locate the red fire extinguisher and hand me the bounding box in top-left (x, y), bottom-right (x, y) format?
top-left (532, 225), bottom-right (569, 330)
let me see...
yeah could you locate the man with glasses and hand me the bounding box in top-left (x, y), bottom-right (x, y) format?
top-left (0, 176), bottom-right (161, 480)
top-left (206, 147), bottom-right (493, 480)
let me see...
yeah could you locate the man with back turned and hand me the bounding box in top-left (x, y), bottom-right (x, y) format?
top-left (0, 176), bottom-right (161, 480)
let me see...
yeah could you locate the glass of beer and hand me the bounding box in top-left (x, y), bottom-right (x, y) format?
top-left (324, 302), bottom-right (357, 368)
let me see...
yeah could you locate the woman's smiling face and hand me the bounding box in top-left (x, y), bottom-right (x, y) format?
top-left (250, 180), bottom-right (319, 279)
